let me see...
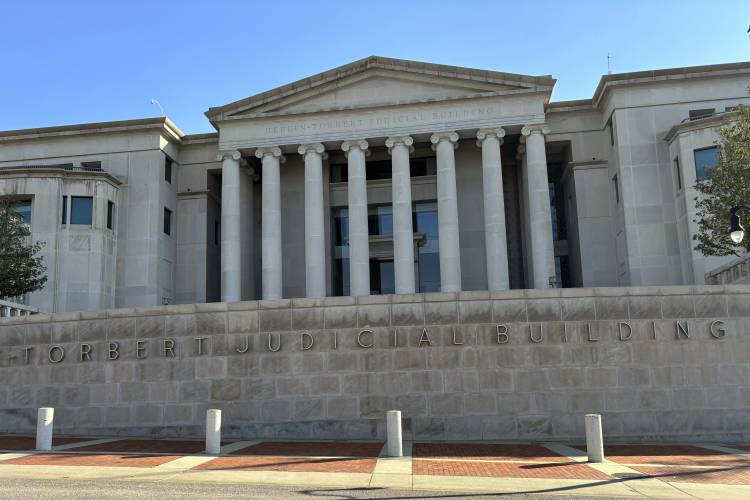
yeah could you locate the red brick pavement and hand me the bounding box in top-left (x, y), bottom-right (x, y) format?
top-left (574, 445), bottom-right (750, 467)
top-left (0, 436), bottom-right (88, 451)
top-left (413, 459), bottom-right (611, 479)
top-left (629, 465), bottom-right (750, 485)
top-left (0, 453), bottom-right (180, 468)
top-left (73, 439), bottom-right (208, 454)
top-left (196, 456), bottom-right (378, 473)
top-left (232, 441), bottom-right (384, 457)
top-left (413, 443), bottom-right (566, 462)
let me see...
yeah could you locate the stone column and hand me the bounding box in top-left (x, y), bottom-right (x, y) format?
top-left (430, 132), bottom-right (462, 292)
top-left (342, 140), bottom-right (370, 296)
top-left (477, 128), bottom-right (510, 291)
top-left (218, 150), bottom-right (242, 302)
top-left (521, 124), bottom-right (556, 289)
top-left (386, 135), bottom-right (416, 294)
top-left (298, 143), bottom-right (327, 298)
top-left (255, 147), bottom-right (284, 300)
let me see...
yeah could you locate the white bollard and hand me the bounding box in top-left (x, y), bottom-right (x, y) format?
top-left (205, 409), bottom-right (222, 455)
top-left (585, 413), bottom-right (604, 463)
top-left (36, 407), bottom-right (54, 451)
top-left (386, 410), bottom-right (403, 457)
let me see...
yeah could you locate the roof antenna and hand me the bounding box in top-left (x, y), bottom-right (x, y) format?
top-left (607, 53), bottom-right (612, 75)
top-left (149, 98), bottom-right (165, 117)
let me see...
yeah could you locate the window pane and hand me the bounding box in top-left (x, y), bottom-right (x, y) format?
top-left (694, 147), bottom-right (719, 181)
top-left (62, 196), bottom-right (67, 224)
top-left (414, 201), bottom-right (440, 292)
top-left (163, 207), bottom-right (172, 235)
top-left (70, 196), bottom-right (93, 225)
top-left (165, 157), bottom-right (172, 183)
top-left (107, 201), bottom-right (114, 229)
top-left (11, 200), bottom-right (32, 225)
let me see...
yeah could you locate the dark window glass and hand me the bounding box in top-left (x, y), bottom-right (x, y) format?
top-left (414, 201), bottom-right (440, 292)
top-left (689, 108), bottom-right (715, 120)
top-left (329, 157), bottom-right (436, 183)
top-left (608, 119), bottom-right (615, 146)
top-left (107, 201), bottom-right (114, 229)
top-left (370, 259), bottom-right (395, 295)
top-left (81, 161), bottom-right (102, 171)
top-left (674, 157), bottom-right (682, 190)
top-left (62, 196), bottom-right (67, 224)
top-left (612, 175), bottom-right (619, 205)
top-left (163, 207), bottom-right (172, 235)
top-left (694, 147), bottom-right (719, 181)
top-left (11, 200), bottom-right (32, 225)
top-left (368, 205), bottom-right (393, 236)
top-left (70, 196), bottom-right (93, 225)
top-left (214, 220), bottom-right (220, 245)
top-left (165, 156), bottom-right (172, 183)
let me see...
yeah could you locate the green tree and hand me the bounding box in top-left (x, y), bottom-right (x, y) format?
top-left (694, 104), bottom-right (750, 256)
top-left (0, 200), bottom-right (47, 299)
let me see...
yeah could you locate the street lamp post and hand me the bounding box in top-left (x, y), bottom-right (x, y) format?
top-left (729, 205), bottom-right (750, 244)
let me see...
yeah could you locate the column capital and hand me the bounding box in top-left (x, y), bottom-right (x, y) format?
top-left (255, 146), bottom-right (285, 164)
top-left (476, 128), bottom-right (506, 142)
top-left (430, 131), bottom-right (459, 145)
top-left (216, 150), bottom-right (241, 162)
top-left (521, 124), bottom-right (550, 137)
top-left (297, 143), bottom-right (326, 156)
top-left (341, 139), bottom-right (369, 153)
top-left (385, 135), bottom-right (414, 149)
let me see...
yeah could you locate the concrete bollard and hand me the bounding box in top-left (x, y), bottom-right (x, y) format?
top-left (36, 407), bottom-right (54, 451)
top-left (386, 410), bottom-right (403, 457)
top-left (205, 409), bottom-right (222, 455)
top-left (585, 413), bottom-right (604, 463)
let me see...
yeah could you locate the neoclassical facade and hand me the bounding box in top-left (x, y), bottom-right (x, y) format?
top-left (1, 57), bottom-right (749, 313)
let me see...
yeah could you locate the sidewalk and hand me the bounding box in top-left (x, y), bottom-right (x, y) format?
top-left (1, 435), bottom-right (749, 499)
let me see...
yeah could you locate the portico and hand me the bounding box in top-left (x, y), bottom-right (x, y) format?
top-left (208, 57), bottom-right (557, 300)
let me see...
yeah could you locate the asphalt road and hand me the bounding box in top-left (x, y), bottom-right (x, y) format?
top-left (0, 478), bottom-right (638, 500)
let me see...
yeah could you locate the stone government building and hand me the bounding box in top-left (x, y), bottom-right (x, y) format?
top-left (1, 56), bottom-right (749, 312)
top-left (1, 57), bottom-right (750, 442)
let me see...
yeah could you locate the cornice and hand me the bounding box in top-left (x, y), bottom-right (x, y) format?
top-left (0, 167), bottom-right (123, 186)
top-left (663, 110), bottom-right (739, 143)
top-left (0, 117), bottom-right (186, 144)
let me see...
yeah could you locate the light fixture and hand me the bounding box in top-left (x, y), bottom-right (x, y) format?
top-left (729, 206), bottom-right (750, 244)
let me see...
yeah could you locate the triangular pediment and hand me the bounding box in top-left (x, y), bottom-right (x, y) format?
top-left (206, 56), bottom-right (555, 121)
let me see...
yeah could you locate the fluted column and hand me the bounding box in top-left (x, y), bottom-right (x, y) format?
top-left (430, 131), bottom-right (462, 292)
top-left (386, 135), bottom-right (416, 294)
top-left (298, 143), bottom-right (327, 298)
top-left (255, 146), bottom-right (284, 300)
top-left (522, 124), bottom-right (556, 288)
top-left (218, 150), bottom-right (242, 302)
top-left (341, 140), bottom-right (370, 296)
top-left (477, 128), bottom-right (509, 291)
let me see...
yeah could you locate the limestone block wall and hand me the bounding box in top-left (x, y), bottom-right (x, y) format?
top-left (0, 286), bottom-right (749, 442)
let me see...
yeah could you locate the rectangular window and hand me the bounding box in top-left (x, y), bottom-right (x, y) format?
top-left (693, 146), bottom-right (719, 181)
top-left (107, 201), bottom-right (115, 230)
top-left (368, 205), bottom-right (393, 236)
top-left (689, 108), bottom-right (715, 120)
top-left (81, 161), bottom-right (102, 171)
top-left (674, 157), bottom-right (682, 190)
top-left (612, 174), bottom-right (620, 205)
top-left (11, 200), bottom-right (32, 225)
top-left (70, 196), bottom-right (93, 225)
top-left (163, 207), bottom-right (172, 235)
top-left (694, 146), bottom-right (719, 181)
top-left (607, 118), bottom-right (615, 146)
top-left (214, 220), bottom-right (220, 245)
top-left (165, 156), bottom-right (173, 183)
top-left (62, 196), bottom-right (67, 224)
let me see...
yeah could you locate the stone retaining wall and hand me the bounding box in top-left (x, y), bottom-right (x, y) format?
top-left (1, 286), bottom-right (749, 442)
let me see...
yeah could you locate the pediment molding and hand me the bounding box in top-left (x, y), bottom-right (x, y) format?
top-left (206, 56), bottom-right (555, 123)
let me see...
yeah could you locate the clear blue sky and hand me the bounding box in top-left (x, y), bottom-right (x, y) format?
top-left (1, 0), bottom-right (748, 134)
